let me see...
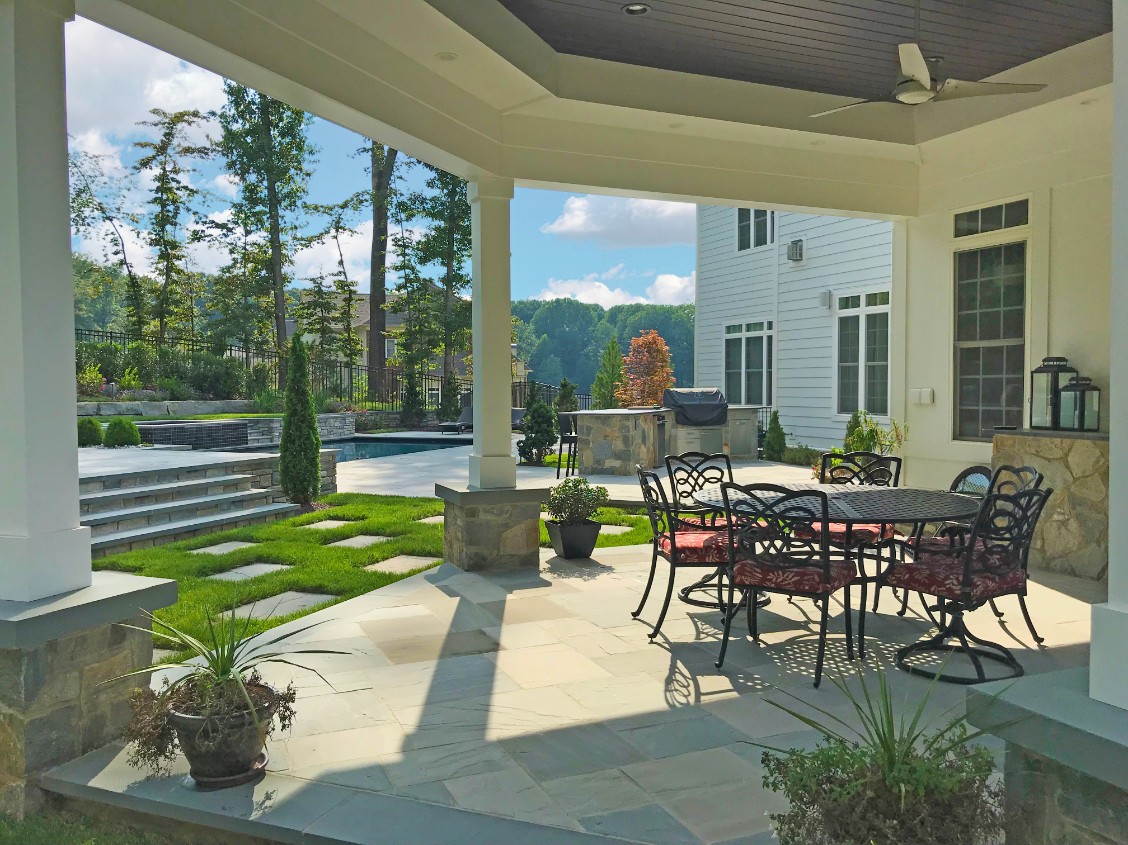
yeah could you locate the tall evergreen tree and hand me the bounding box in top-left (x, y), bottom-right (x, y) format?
top-left (133, 108), bottom-right (211, 341)
top-left (218, 83), bottom-right (315, 371)
top-left (278, 334), bottom-right (321, 506)
top-left (389, 223), bottom-right (441, 425)
top-left (202, 200), bottom-right (276, 355)
top-left (357, 141), bottom-right (400, 397)
top-left (294, 275), bottom-right (338, 366)
top-left (591, 339), bottom-right (624, 410)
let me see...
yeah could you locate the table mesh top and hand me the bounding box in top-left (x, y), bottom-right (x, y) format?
top-left (693, 484), bottom-right (981, 524)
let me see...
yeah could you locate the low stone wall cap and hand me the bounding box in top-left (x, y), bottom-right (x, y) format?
top-left (435, 484), bottom-right (552, 505)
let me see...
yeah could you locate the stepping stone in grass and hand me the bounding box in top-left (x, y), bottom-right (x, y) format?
top-left (232, 591), bottom-right (335, 619)
top-left (328, 535), bottom-right (390, 549)
top-left (303, 519), bottom-right (352, 530)
top-left (599, 524), bottom-right (634, 536)
top-left (364, 555), bottom-right (440, 574)
top-left (417, 515), bottom-right (444, 525)
top-left (189, 541), bottom-right (258, 555)
top-left (153, 648), bottom-right (176, 664)
top-left (208, 562), bottom-right (291, 581)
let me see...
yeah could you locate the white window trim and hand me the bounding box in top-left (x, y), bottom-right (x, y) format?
top-left (832, 290), bottom-right (891, 421)
top-left (950, 203), bottom-right (1032, 443)
top-left (723, 321), bottom-right (774, 407)
top-left (735, 208), bottom-right (776, 253)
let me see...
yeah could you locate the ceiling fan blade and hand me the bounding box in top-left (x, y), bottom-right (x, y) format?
top-left (934, 79), bottom-right (1047, 101)
top-left (809, 100), bottom-right (881, 118)
top-left (898, 43), bottom-right (932, 90)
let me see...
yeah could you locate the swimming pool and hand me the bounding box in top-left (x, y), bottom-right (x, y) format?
top-left (326, 437), bottom-right (468, 462)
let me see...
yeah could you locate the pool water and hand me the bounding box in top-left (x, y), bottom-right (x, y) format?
top-left (328, 438), bottom-right (466, 462)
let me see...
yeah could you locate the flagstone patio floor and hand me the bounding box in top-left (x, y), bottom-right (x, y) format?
top-left (45, 545), bottom-right (1101, 845)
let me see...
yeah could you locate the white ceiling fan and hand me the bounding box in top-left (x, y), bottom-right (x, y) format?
top-left (810, 42), bottom-right (1047, 118)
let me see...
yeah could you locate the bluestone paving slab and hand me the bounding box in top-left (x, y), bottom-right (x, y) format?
top-left (490, 642), bottom-right (611, 689)
top-left (365, 554), bottom-right (440, 574)
top-left (207, 562), bottom-right (291, 581)
top-left (481, 596), bottom-right (575, 624)
top-left (378, 739), bottom-right (511, 787)
top-left (188, 540), bottom-right (258, 555)
top-left (616, 713), bottom-right (750, 759)
top-left (304, 519), bottom-right (353, 529)
top-left (286, 757), bottom-right (394, 793)
top-left (328, 534), bottom-right (390, 548)
top-left (417, 514), bottom-right (444, 524)
top-left (376, 629), bottom-right (501, 664)
top-left (580, 804), bottom-right (702, 845)
top-left (600, 524), bottom-right (636, 535)
top-left (443, 764), bottom-right (578, 829)
top-left (502, 722), bottom-right (649, 781)
top-left (659, 781), bottom-right (782, 844)
top-left (542, 769), bottom-right (654, 819)
top-left (233, 591), bottom-right (335, 618)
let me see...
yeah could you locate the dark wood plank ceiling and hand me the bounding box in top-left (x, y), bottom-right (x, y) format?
top-left (496, 1), bottom-right (1111, 100)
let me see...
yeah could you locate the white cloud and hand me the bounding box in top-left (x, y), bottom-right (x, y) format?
top-left (65, 17), bottom-right (225, 143)
top-left (291, 219), bottom-right (375, 292)
top-left (212, 174), bottom-right (240, 198)
top-left (75, 220), bottom-right (154, 278)
top-left (536, 277), bottom-right (646, 308)
top-left (646, 271), bottom-right (696, 305)
top-left (540, 195), bottom-right (695, 248)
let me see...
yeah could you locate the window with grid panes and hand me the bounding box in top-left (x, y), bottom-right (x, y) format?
top-left (724, 322), bottom-right (773, 405)
top-left (954, 241), bottom-right (1026, 440)
top-left (837, 291), bottom-right (889, 415)
top-left (736, 209), bottom-right (775, 251)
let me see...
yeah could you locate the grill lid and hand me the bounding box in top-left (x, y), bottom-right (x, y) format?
top-left (663, 388), bottom-right (728, 426)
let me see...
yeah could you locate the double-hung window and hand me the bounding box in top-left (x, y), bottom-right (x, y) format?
top-left (724, 321), bottom-right (773, 406)
top-left (952, 201), bottom-right (1028, 440)
top-left (737, 209), bottom-right (775, 251)
top-left (837, 292), bottom-right (890, 416)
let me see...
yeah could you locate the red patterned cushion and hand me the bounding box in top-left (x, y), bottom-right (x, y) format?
top-left (885, 552), bottom-right (1025, 601)
top-left (797, 522), bottom-right (896, 545)
top-left (732, 557), bottom-right (856, 594)
top-left (658, 530), bottom-right (729, 564)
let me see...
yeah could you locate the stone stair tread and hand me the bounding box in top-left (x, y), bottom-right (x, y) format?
top-left (90, 503), bottom-right (297, 550)
top-left (79, 474), bottom-right (255, 505)
top-left (81, 489), bottom-right (272, 526)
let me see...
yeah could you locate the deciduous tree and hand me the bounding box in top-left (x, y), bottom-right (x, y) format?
top-left (615, 330), bottom-right (674, 407)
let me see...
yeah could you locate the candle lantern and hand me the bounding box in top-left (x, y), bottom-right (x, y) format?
top-left (1058, 376), bottom-right (1101, 432)
top-left (1029, 357), bottom-right (1076, 430)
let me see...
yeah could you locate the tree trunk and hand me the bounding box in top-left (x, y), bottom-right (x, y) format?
top-left (442, 199), bottom-right (456, 378)
top-left (258, 94), bottom-right (288, 388)
top-left (366, 144), bottom-right (397, 399)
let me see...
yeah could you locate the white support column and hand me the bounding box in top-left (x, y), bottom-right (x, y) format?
top-left (1090, 0), bottom-right (1128, 710)
top-left (0, 0), bottom-right (92, 601)
top-left (467, 177), bottom-right (517, 490)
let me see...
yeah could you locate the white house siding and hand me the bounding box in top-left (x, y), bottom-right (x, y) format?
top-left (695, 206), bottom-right (893, 450)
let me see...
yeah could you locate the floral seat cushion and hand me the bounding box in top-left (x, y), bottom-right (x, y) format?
top-left (796, 522), bottom-right (896, 545)
top-left (732, 556), bottom-right (856, 594)
top-left (885, 552), bottom-right (1025, 601)
top-left (658, 530), bottom-right (729, 564)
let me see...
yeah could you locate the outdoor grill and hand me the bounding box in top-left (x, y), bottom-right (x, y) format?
top-left (662, 388), bottom-right (728, 426)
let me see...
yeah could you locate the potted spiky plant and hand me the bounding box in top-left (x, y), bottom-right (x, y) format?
top-left (112, 608), bottom-right (342, 788)
top-left (544, 476), bottom-right (609, 559)
top-left (756, 670), bottom-right (1007, 845)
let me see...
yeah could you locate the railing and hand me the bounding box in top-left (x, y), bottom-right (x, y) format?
top-left (512, 379), bottom-right (593, 410)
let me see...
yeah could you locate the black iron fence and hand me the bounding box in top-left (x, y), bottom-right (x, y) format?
top-left (512, 379), bottom-right (593, 410)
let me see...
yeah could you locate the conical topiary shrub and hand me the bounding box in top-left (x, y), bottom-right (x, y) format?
top-left (279, 335), bottom-right (321, 506)
top-left (763, 410), bottom-right (787, 461)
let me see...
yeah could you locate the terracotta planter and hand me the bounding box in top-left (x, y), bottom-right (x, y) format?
top-left (546, 519), bottom-right (601, 559)
top-left (168, 682), bottom-right (277, 788)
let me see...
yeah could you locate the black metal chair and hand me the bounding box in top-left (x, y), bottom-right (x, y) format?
top-left (556, 412), bottom-right (578, 479)
top-left (715, 483), bottom-right (857, 687)
top-left (820, 451), bottom-right (903, 487)
top-left (634, 467), bottom-right (729, 639)
top-left (989, 464), bottom-right (1043, 496)
top-left (664, 451), bottom-right (734, 529)
top-left (884, 487), bottom-right (1052, 683)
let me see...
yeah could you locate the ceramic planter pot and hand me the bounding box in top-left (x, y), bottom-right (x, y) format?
top-left (546, 519), bottom-right (601, 559)
top-left (168, 682), bottom-right (278, 788)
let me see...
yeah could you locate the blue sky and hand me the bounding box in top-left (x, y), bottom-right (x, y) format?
top-left (65, 18), bottom-right (696, 306)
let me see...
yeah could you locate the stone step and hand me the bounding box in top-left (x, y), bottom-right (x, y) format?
top-left (90, 503), bottom-right (298, 557)
top-left (78, 456), bottom-right (276, 494)
top-left (82, 490), bottom-right (277, 537)
top-left (79, 474), bottom-right (256, 514)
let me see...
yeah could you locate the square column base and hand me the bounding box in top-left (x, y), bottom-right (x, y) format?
top-left (436, 485), bottom-right (550, 572)
top-left (0, 572), bottom-right (176, 818)
top-left (468, 455), bottom-right (517, 491)
top-left (1090, 602), bottom-right (1128, 708)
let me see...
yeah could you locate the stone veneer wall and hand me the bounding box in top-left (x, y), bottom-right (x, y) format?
top-left (77, 400), bottom-right (255, 417)
top-left (442, 500), bottom-right (541, 571)
top-left (575, 411), bottom-right (660, 476)
top-left (1005, 746), bottom-right (1128, 845)
top-left (992, 433), bottom-right (1109, 580)
top-left (137, 413), bottom-right (355, 451)
top-left (245, 413), bottom-right (355, 448)
top-left (0, 616), bottom-right (153, 816)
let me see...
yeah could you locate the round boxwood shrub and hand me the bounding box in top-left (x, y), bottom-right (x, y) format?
top-left (77, 417), bottom-right (103, 447)
top-left (103, 417), bottom-right (141, 448)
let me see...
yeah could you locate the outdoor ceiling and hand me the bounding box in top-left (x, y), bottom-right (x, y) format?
top-left (495, 0), bottom-right (1111, 101)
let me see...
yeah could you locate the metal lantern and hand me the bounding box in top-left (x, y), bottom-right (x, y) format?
top-left (1058, 376), bottom-right (1101, 432)
top-left (1030, 357), bottom-right (1076, 430)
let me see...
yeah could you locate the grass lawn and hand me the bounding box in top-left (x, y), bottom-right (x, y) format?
top-left (93, 492), bottom-right (651, 653)
top-left (0, 814), bottom-right (165, 845)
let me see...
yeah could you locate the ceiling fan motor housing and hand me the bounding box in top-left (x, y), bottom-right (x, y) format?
top-left (893, 78), bottom-right (935, 104)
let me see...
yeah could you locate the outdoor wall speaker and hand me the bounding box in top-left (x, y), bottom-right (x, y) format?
top-left (787, 239), bottom-right (804, 261)
top-left (818, 290), bottom-right (833, 308)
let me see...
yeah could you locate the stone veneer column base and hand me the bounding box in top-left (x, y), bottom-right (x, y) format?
top-left (435, 485), bottom-right (551, 572)
top-left (967, 667), bottom-right (1128, 845)
top-left (0, 572), bottom-right (176, 818)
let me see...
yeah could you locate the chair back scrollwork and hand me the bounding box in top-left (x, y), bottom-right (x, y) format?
top-left (964, 488), bottom-right (1052, 580)
top-left (665, 451), bottom-right (734, 511)
top-left (819, 451), bottom-right (902, 487)
top-left (988, 464), bottom-right (1043, 497)
top-left (636, 466), bottom-right (676, 543)
top-left (949, 465), bottom-right (992, 497)
top-left (719, 483), bottom-right (832, 581)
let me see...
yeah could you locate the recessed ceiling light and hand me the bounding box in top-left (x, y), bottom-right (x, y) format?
top-left (668, 121), bottom-right (685, 129)
top-left (435, 51), bottom-right (458, 62)
top-left (622, 3), bottom-right (651, 15)
top-left (1080, 98), bottom-right (1098, 106)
